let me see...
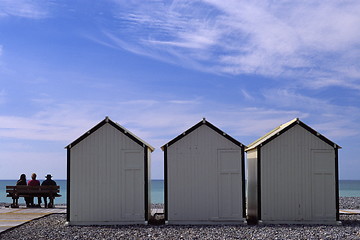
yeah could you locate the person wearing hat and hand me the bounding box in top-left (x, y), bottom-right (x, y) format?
top-left (41, 174), bottom-right (57, 208)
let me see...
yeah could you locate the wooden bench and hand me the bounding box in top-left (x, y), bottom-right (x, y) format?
top-left (6, 185), bottom-right (61, 208)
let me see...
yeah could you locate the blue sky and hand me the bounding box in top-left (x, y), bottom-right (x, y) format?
top-left (0, 0), bottom-right (359, 180)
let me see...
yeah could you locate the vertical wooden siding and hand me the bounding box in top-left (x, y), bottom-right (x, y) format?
top-left (260, 125), bottom-right (335, 222)
top-left (69, 123), bottom-right (145, 223)
top-left (167, 125), bottom-right (244, 222)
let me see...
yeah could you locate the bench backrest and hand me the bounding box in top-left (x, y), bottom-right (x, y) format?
top-left (6, 185), bottom-right (60, 194)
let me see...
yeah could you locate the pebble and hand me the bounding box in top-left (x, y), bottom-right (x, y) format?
top-left (1, 197), bottom-right (360, 240)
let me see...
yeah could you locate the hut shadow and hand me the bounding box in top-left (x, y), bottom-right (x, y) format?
top-left (148, 213), bottom-right (165, 225)
top-left (340, 215), bottom-right (360, 227)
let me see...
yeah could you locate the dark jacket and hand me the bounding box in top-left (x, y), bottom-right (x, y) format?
top-left (16, 179), bottom-right (27, 185)
top-left (41, 179), bottom-right (57, 186)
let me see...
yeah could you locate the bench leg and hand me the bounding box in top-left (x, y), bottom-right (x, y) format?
top-left (43, 197), bottom-right (48, 208)
top-left (25, 197), bottom-right (31, 207)
top-left (11, 198), bottom-right (19, 208)
top-left (49, 197), bottom-right (54, 208)
top-left (37, 197), bottom-right (42, 207)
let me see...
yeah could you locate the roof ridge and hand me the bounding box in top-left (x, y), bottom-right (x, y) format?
top-left (247, 118), bottom-right (298, 149)
top-left (66, 116), bottom-right (155, 152)
top-left (113, 121), bottom-right (155, 151)
top-left (246, 118), bottom-right (341, 151)
top-left (161, 118), bottom-right (244, 150)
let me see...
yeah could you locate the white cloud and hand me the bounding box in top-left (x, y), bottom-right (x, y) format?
top-left (240, 89), bottom-right (255, 101)
top-left (0, 0), bottom-right (49, 19)
top-left (0, 103), bottom-right (100, 142)
top-left (168, 99), bottom-right (200, 104)
top-left (262, 88), bottom-right (327, 109)
top-left (306, 78), bottom-right (360, 91)
top-left (1, 91), bottom-right (356, 146)
top-left (260, 88), bottom-right (360, 138)
top-left (0, 151), bottom-right (66, 179)
top-left (205, 107), bottom-right (305, 138)
top-left (0, 98), bottom-right (201, 143)
top-left (103, 0), bottom-right (360, 89)
top-left (1, 95), bottom-right (358, 179)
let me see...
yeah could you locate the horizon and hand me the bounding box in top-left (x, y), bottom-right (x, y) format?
top-left (1, 179), bottom-right (359, 181)
top-left (1, 1), bottom-right (360, 180)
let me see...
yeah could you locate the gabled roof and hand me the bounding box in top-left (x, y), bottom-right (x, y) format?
top-left (161, 118), bottom-right (245, 150)
top-left (246, 118), bottom-right (341, 151)
top-left (66, 116), bottom-right (155, 152)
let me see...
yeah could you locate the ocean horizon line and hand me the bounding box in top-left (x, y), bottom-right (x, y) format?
top-left (0, 179), bottom-right (165, 181)
top-left (1, 179), bottom-right (360, 204)
top-left (1, 179), bottom-right (360, 180)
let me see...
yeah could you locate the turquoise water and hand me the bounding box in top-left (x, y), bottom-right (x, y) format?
top-left (1, 180), bottom-right (358, 204)
top-left (0, 180), bottom-right (164, 204)
top-left (1, 180), bottom-right (67, 205)
top-left (151, 180), bottom-right (164, 203)
top-left (339, 180), bottom-right (360, 197)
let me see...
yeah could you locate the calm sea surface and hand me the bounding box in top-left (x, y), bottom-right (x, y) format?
top-left (0, 180), bottom-right (358, 204)
top-left (0, 179), bottom-right (164, 204)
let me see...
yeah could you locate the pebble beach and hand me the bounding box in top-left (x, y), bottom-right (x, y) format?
top-left (1, 197), bottom-right (360, 240)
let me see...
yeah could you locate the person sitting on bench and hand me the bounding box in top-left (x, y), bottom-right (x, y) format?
top-left (16, 174), bottom-right (31, 207)
top-left (41, 174), bottom-right (57, 208)
top-left (28, 173), bottom-right (41, 207)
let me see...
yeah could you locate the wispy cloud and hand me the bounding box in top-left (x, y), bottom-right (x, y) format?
top-left (240, 89), bottom-right (254, 101)
top-left (0, 102), bottom-right (101, 142)
top-left (306, 78), bottom-right (360, 91)
top-left (0, 0), bottom-right (50, 19)
top-left (0, 151), bottom-right (66, 180)
top-left (102, 0), bottom-right (360, 90)
top-left (1, 93), bottom-right (357, 145)
top-left (1, 93), bottom-right (357, 180)
top-left (260, 87), bottom-right (360, 138)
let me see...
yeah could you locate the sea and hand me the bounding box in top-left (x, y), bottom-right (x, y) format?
top-left (1, 180), bottom-right (359, 205)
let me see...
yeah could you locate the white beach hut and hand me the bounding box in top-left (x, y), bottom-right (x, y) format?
top-left (162, 118), bottom-right (246, 224)
top-left (246, 118), bottom-right (341, 225)
top-left (66, 117), bottom-right (154, 225)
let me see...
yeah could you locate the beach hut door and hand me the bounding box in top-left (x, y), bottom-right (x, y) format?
top-left (311, 150), bottom-right (336, 220)
top-left (218, 149), bottom-right (242, 219)
top-left (123, 150), bottom-right (144, 220)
